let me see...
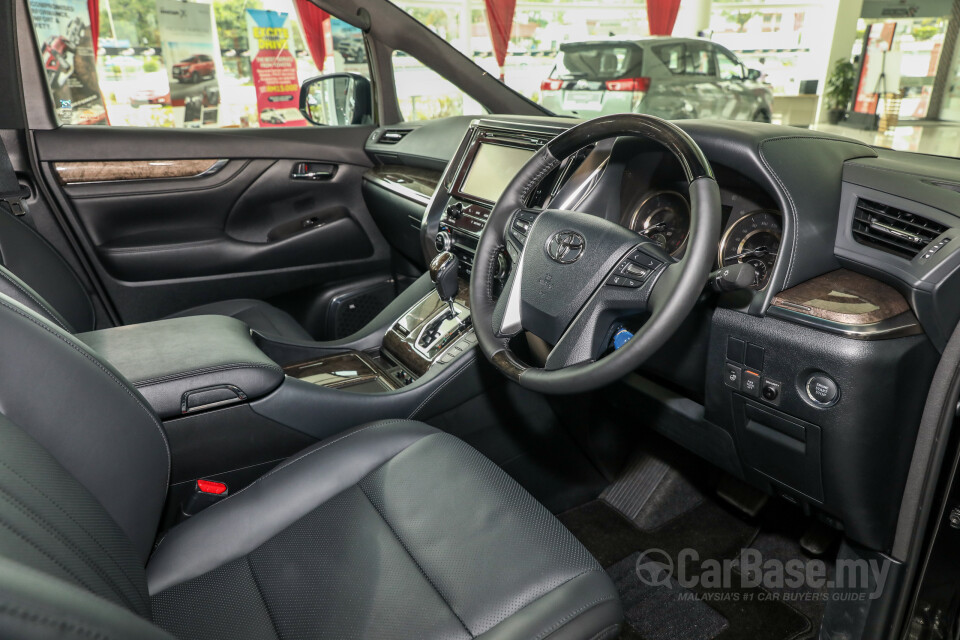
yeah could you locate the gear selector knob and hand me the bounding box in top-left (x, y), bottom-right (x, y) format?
top-left (430, 251), bottom-right (459, 309)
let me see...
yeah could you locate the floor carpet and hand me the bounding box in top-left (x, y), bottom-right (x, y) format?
top-left (559, 497), bottom-right (827, 640)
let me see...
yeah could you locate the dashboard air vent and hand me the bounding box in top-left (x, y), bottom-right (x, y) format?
top-left (852, 198), bottom-right (948, 260)
top-left (378, 129), bottom-right (412, 145)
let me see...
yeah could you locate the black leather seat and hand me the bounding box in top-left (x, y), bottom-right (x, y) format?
top-left (0, 292), bottom-right (623, 639)
top-left (0, 208), bottom-right (312, 340)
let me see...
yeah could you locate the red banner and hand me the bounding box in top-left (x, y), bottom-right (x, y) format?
top-left (647, 0), bottom-right (682, 36)
top-left (294, 0), bottom-right (330, 73)
top-left (87, 0), bottom-right (98, 57)
top-left (483, 0), bottom-right (516, 74)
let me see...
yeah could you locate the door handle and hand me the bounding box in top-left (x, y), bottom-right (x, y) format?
top-left (291, 162), bottom-right (337, 181)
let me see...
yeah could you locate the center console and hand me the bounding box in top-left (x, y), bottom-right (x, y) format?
top-left (282, 261), bottom-right (476, 388)
top-left (434, 126), bottom-right (565, 279)
top-left (277, 123), bottom-right (576, 393)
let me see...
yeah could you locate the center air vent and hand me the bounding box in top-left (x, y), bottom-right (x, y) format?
top-left (852, 198), bottom-right (948, 260)
top-left (378, 129), bottom-right (412, 145)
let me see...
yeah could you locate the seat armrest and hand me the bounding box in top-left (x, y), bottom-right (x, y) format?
top-left (79, 315), bottom-right (284, 419)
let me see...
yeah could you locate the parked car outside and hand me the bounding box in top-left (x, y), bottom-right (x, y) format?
top-left (172, 54), bottom-right (215, 83)
top-left (539, 37), bottom-right (773, 122)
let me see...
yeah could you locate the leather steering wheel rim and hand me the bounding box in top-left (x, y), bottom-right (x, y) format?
top-left (469, 114), bottom-right (722, 394)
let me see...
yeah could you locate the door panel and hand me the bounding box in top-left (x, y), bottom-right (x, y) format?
top-left (33, 125), bottom-right (394, 329)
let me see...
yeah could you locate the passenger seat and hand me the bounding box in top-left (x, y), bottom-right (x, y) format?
top-left (0, 204), bottom-right (313, 340)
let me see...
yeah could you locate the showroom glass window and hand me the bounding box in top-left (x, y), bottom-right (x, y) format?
top-left (26, 0), bottom-right (369, 128)
top-left (392, 51), bottom-right (484, 122)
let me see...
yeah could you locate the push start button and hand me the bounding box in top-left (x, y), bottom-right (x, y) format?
top-left (805, 373), bottom-right (839, 407)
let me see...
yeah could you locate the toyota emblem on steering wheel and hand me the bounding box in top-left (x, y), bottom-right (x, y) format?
top-left (547, 230), bottom-right (585, 264)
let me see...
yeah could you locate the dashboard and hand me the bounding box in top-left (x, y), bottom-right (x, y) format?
top-left (361, 113), bottom-right (960, 556)
top-left (390, 119), bottom-right (785, 294)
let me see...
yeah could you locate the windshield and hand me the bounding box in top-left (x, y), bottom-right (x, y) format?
top-left (391, 1), bottom-right (959, 158)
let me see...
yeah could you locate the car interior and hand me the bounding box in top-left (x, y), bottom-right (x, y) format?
top-left (4, 0), bottom-right (960, 638)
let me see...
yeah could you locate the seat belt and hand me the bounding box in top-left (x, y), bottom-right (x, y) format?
top-left (0, 135), bottom-right (29, 217)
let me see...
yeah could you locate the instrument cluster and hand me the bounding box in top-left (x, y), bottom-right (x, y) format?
top-left (624, 189), bottom-right (782, 290)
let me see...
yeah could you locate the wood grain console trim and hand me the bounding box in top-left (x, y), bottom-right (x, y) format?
top-left (771, 269), bottom-right (909, 325)
top-left (54, 159), bottom-right (226, 184)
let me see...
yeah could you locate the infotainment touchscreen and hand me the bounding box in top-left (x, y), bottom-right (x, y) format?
top-left (458, 143), bottom-right (535, 203)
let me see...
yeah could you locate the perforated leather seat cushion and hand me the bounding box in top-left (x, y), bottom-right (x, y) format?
top-left (147, 421), bottom-right (622, 640)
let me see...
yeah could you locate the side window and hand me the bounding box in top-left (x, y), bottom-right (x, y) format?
top-left (654, 44), bottom-right (686, 75)
top-left (715, 48), bottom-right (745, 81)
top-left (26, 0), bottom-right (370, 128)
top-left (685, 45), bottom-right (714, 76)
top-left (392, 51), bottom-right (483, 121)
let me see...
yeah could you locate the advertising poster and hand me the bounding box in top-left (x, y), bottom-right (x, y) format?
top-left (246, 9), bottom-right (306, 127)
top-left (157, 0), bottom-right (223, 124)
top-left (28, 0), bottom-right (108, 125)
top-left (853, 22), bottom-right (897, 116)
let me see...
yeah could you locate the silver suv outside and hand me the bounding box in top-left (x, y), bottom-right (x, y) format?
top-left (540, 37), bottom-right (773, 122)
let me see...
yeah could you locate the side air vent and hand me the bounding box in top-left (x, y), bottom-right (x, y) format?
top-left (378, 129), bottom-right (412, 145)
top-left (852, 198), bottom-right (949, 260)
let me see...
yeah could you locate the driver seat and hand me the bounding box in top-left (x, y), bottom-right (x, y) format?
top-left (0, 292), bottom-right (623, 639)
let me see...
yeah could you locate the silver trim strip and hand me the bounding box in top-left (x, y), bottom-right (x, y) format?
top-left (363, 174), bottom-right (431, 206)
top-left (499, 257), bottom-right (524, 336)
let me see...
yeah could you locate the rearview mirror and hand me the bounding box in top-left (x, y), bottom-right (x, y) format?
top-left (299, 73), bottom-right (373, 126)
top-left (746, 68), bottom-right (762, 81)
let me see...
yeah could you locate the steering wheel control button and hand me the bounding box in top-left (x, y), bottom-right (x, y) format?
top-left (727, 337), bottom-right (745, 364)
top-left (513, 218), bottom-right (532, 234)
top-left (620, 262), bottom-right (650, 280)
top-left (724, 363), bottom-right (742, 390)
top-left (511, 211), bottom-right (539, 245)
top-left (805, 373), bottom-right (840, 407)
top-left (629, 249), bottom-right (663, 270)
top-left (761, 378), bottom-right (781, 406)
top-left (742, 369), bottom-right (761, 397)
top-left (745, 343), bottom-right (765, 370)
top-left (607, 274), bottom-right (641, 288)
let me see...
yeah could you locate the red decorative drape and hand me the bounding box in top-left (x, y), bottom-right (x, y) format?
top-left (87, 0), bottom-right (99, 58)
top-left (647, 0), bottom-right (682, 36)
top-left (483, 0), bottom-right (516, 78)
top-left (294, 0), bottom-right (330, 73)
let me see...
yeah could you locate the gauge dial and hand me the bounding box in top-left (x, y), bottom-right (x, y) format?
top-left (718, 210), bottom-right (782, 289)
top-left (627, 190), bottom-right (690, 257)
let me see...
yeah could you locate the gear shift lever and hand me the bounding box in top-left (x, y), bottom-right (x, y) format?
top-left (430, 251), bottom-right (460, 315)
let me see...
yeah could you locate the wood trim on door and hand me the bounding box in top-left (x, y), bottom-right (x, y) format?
top-left (53, 159), bottom-right (227, 184)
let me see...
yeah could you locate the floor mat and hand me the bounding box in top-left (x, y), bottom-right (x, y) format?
top-left (609, 552), bottom-right (728, 640)
top-left (559, 500), bottom-right (814, 640)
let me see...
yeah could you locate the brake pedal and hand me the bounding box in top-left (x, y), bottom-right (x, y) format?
top-left (716, 474), bottom-right (768, 517)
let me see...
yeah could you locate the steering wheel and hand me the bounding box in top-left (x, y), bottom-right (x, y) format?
top-left (470, 114), bottom-right (721, 394)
